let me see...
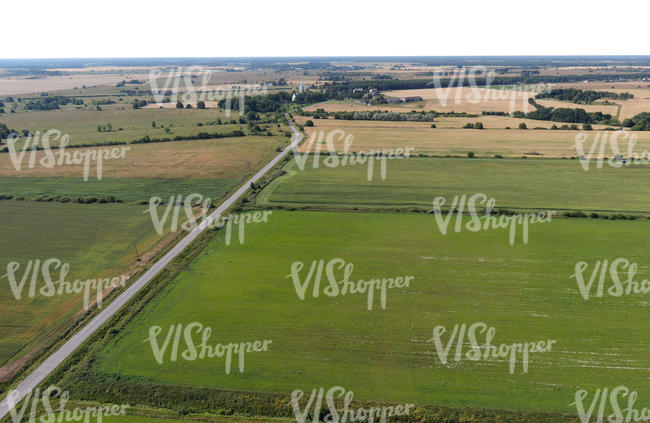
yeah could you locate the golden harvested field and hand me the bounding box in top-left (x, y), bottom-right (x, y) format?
top-left (305, 100), bottom-right (426, 113)
top-left (384, 87), bottom-right (539, 114)
top-left (0, 136), bottom-right (287, 179)
top-left (0, 74), bottom-right (130, 96)
top-left (307, 82), bottom-right (648, 119)
top-left (556, 81), bottom-right (650, 119)
top-left (299, 118), bottom-right (650, 158)
top-left (383, 87), bottom-right (620, 115)
top-left (305, 96), bottom-right (617, 116)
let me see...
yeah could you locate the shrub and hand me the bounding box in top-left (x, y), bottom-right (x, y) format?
top-left (518, 123), bottom-right (527, 129)
top-left (467, 152), bottom-right (475, 158)
top-left (305, 120), bottom-right (314, 127)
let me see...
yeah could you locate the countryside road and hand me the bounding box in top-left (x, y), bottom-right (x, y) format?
top-left (0, 117), bottom-right (303, 419)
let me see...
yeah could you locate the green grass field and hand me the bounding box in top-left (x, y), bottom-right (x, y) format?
top-left (0, 200), bottom-right (165, 368)
top-left (259, 157), bottom-right (650, 213)
top-left (91, 210), bottom-right (650, 414)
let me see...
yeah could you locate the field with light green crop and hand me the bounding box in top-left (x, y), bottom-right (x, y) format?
top-left (88, 210), bottom-right (650, 415)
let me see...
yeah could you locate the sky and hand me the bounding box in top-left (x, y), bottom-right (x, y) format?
top-left (2, 0), bottom-right (649, 58)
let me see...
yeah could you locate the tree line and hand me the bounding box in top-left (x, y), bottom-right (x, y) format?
top-left (536, 88), bottom-right (633, 104)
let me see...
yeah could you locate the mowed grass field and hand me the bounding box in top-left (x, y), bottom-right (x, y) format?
top-left (0, 200), bottom-right (165, 368)
top-left (91, 211), bottom-right (650, 413)
top-left (299, 118), bottom-right (650, 158)
top-left (259, 157), bottom-right (650, 214)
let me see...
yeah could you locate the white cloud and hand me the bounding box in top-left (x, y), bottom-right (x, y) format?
top-left (2, 0), bottom-right (648, 58)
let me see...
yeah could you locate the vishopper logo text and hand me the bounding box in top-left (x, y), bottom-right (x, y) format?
top-left (7, 385), bottom-right (129, 423)
top-left (571, 258), bottom-right (650, 299)
top-left (572, 386), bottom-right (650, 423)
top-left (145, 193), bottom-right (272, 244)
top-left (293, 129), bottom-right (413, 182)
top-left (574, 131), bottom-right (650, 170)
top-left (290, 386), bottom-right (414, 423)
top-left (144, 322), bottom-right (272, 374)
top-left (148, 66), bottom-right (268, 116)
top-left (6, 130), bottom-right (129, 181)
top-left (2, 259), bottom-right (129, 310)
top-left (429, 322), bottom-right (556, 374)
top-left (430, 193), bottom-right (555, 245)
top-left (429, 66), bottom-right (553, 114)
top-left (286, 258), bottom-right (413, 311)
top-left (145, 193), bottom-right (212, 234)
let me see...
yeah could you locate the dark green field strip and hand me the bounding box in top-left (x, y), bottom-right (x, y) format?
top-left (0, 177), bottom-right (239, 203)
